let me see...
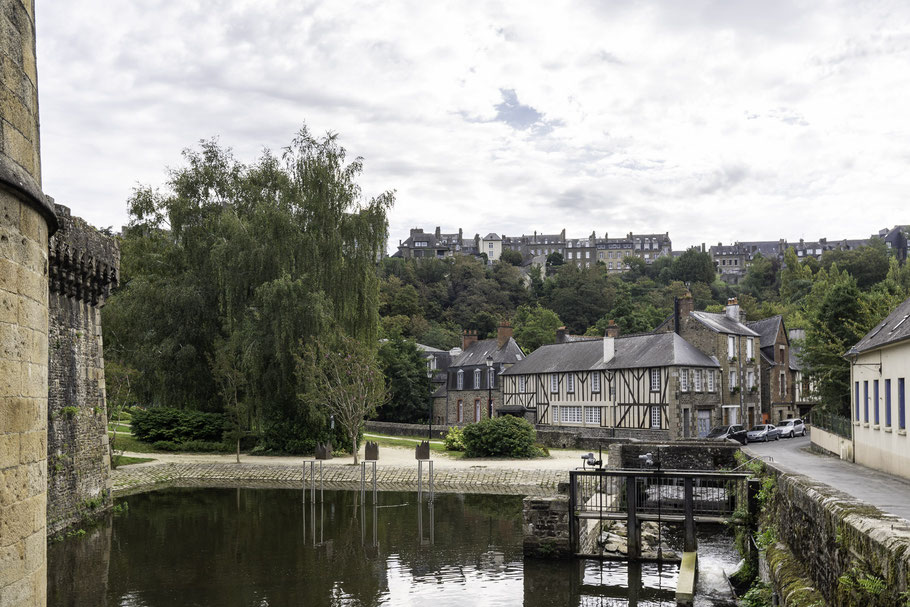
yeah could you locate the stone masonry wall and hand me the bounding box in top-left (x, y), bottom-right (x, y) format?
top-left (1, 1), bottom-right (56, 605)
top-left (608, 441), bottom-right (740, 470)
top-left (46, 204), bottom-right (119, 534)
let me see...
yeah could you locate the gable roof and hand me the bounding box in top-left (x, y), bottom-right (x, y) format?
top-left (502, 333), bottom-right (718, 375)
top-left (746, 316), bottom-right (785, 349)
top-left (450, 337), bottom-right (524, 367)
top-left (851, 295), bottom-right (910, 354)
top-left (690, 311), bottom-right (759, 337)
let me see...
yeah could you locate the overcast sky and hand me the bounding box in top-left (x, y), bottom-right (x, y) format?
top-left (36, 1), bottom-right (908, 251)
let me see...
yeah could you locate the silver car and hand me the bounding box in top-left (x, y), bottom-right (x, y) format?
top-left (747, 424), bottom-right (781, 442)
top-left (778, 418), bottom-right (806, 438)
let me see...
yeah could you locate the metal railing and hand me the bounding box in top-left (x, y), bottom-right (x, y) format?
top-left (810, 410), bottom-right (852, 439)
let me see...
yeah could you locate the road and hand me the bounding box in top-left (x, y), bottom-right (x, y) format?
top-left (745, 433), bottom-right (910, 522)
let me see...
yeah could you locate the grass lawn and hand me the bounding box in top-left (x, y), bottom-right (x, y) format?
top-left (108, 432), bottom-right (157, 453)
top-left (112, 454), bottom-right (154, 467)
top-left (107, 423), bottom-right (132, 434)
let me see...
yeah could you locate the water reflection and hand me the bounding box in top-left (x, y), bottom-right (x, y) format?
top-left (47, 488), bottom-right (735, 607)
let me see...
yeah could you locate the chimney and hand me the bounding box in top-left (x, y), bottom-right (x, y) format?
top-left (605, 320), bottom-right (620, 339)
top-left (603, 331), bottom-right (615, 364)
top-left (497, 321), bottom-right (513, 348)
top-left (556, 326), bottom-right (567, 344)
top-left (435, 226), bottom-right (441, 238)
top-left (725, 297), bottom-right (741, 321)
top-left (462, 330), bottom-right (478, 351)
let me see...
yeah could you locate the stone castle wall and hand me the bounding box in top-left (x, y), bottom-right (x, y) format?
top-left (46, 204), bottom-right (119, 534)
top-left (1, 1), bottom-right (57, 605)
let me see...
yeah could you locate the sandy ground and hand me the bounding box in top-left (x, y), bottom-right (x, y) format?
top-left (120, 436), bottom-right (593, 471)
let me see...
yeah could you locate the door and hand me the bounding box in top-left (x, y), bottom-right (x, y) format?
top-left (697, 410), bottom-right (711, 437)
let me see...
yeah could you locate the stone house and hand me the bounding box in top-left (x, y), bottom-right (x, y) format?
top-left (395, 226), bottom-right (467, 259)
top-left (746, 315), bottom-right (797, 423)
top-left (847, 294), bottom-right (910, 480)
top-left (434, 323), bottom-right (525, 426)
top-left (500, 322), bottom-right (719, 440)
top-left (657, 295), bottom-right (762, 431)
top-left (788, 329), bottom-right (818, 417)
top-left (478, 233), bottom-right (502, 263)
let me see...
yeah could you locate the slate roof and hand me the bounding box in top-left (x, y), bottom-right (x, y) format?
top-left (450, 337), bottom-right (524, 367)
top-left (416, 343), bottom-right (446, 353)
top-left (690, 311), bottom-right (759, 337)
top-left (483, 233), bottom-right (501, 241)
top-left (851, 295), bottom-right (910, 354)
top-left (746, 316), bottom-right (784, 349)
top-left (502, 333), bottom-right (718, 375)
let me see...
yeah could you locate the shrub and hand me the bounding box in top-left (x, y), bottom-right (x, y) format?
top-left (444, 426), bottom-right (466, 451)
top-left (461, 416), bottom-right (539, 458)
top-left (151, 440), bottom-right (229, 453)
top-left (131, 407), bottom-right (227, 444)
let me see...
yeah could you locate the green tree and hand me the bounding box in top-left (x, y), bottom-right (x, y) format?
top-left (376, 338), bottom-right (434, 423)
top-left (499, 248), bottom-right (523, 265)
top-left (670, 248), bottom-right (715, 285)
top-left (513, 304), bottom-right (562, 352)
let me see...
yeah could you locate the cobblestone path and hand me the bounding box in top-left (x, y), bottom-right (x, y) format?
top-left (112, 461), bottom-right (569, 497)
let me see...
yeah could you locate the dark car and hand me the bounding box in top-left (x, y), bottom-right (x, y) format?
top-left (747, 424), bottom-right (781, 442)
top-left (705, 424), bottom-right (749, 445)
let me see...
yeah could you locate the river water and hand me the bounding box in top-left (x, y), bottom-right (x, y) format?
top-left (47, 487), bottom-right (738, 606)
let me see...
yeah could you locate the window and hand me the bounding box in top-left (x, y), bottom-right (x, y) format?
top-left (474, 400), bottom-right (481, 422)
top-left (779, 345), bottom-right (786, 362)
top-left (707, 370), bottom-right (715, 392)
top-left (780, 371), bottom-right (786, 398)
top-left (748, 371), bottom-right (755, 390)
top-left (728, 335), bottom-right (735, 359)
top-left (599, 252), bottom-right (605, 260)
top-left (694, 370), bottom-right (703, 392)
top-left (874, 379), bottom-right (880, 425)
top-left (608, 262), bottom-right (613, 269)
top-left (560, 406), bottom-right (582, 424)
top-left (586, 251), bottom-right (590, 259)
top-left (591, 372), bottom-right (601, 393)
top-left (680, 369), bottom-right (689, 392)
top-left (566, 374), bottom-right (575, 393)
top-left (456, 369), bottom-right (464, 390)
top-left (886, 379), bottom-right (892, 427)
top-left (747, 338), bottom-right (753, 360)
top-left (650, 406), bottom-right (661, 429)
top-left (855, 381), bottom-right (860, 421)
top-left (474, 368), bottom-right (481, 389)
top-left (609, 385), bottom-right (616, 399)
top-left (584, 407), bottom-right (601, 425)
top-left (567, 252), bottom-right (573, 260)
top-left (488, 243), bottom-right (493, 249)
top-left (900, 378), bottom-right (906, 430)
top-left (551, 374), bottom-right (559, 393)
top-left (457, 400), bottom-right (464, 423)
top-left (730, 372), bottom-right (737, 391)
top-left (518, 375), bottom-right (526, 393)
top-left (864, 381), bottom-right (869, 423)
top-left (414, 241), bottom-right (428, 247)
top-left (650, 368), bottom-right (661, 392)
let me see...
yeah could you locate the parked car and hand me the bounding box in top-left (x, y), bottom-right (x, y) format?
top-left (747, 424), bottom-right (781, 442)
top-left (705, 424), bottom-right (749, 445)
top-left (778, 418), bottom-right (806, 438)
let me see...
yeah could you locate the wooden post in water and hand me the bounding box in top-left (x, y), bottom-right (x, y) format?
top-left (626, 475), bottom-right (641, 559)
top-left (684, 477), bottom-right (697, 552)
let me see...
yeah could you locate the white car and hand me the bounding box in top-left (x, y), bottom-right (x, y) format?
top-left (778, 418), bottom-right (806, 438)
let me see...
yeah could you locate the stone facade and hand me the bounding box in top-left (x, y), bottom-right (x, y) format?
top-left (607, 441), bottom-right (740, 471)
top-left (522, 495), bottom-right (572, 558)
top-left (46, 204), bottom-right (119, 533)
top-left (1, 1), bottom-right (57, 604)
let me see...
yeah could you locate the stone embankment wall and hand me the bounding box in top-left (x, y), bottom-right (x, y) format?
top-left (364, 421), bottom-right (447, 440)
top-left (763, 461), bottom-right (910, 606)
top-left (0, 1), bottom-right (57, 604)
top-left (608, 441), bottom-right (740, 470)
top-left (46, 204), bottom-right (119, 534)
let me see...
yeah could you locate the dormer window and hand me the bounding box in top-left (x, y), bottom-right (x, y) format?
top-left (456, 369), bottom-right (464, 390)
top-left (473, 368), bottom-right (481, 389)
top-left (415, 241), bottom-right (428, 247)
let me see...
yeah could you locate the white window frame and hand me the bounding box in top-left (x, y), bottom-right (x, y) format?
top-left (650, 405), bottom-right (662, 429)
top-left (707, 370), bottom-right (715, 392)
top-left (748, 371), bottom-right (755, 390)
top-left (650, 368), bottom-right (661, 392)
top-left (566, 374), bottom-right (575, 393)
top-left (474, 399), bottom-right (481, 422)
top-left (457, 400), bottom-right (464, 423)
top-left (747, 338), bottom-right (753, 360)
top-left (518, 375), bottom-right (526, 393)
top-left (591, 372), bottom-right (601, 393)
top-left (728, 335), bottom-right (736, 360)
top-left (560, 406), bottom-right (583, 424)
top-left (680, 369), bottom-right (689, 392)
top-left (487, 367), bottom-right (495, 388)
top-left (473, 368), bottom-right (481, 389)
top-left (550, 374), bottom-right (559, 393)
top-left (456, 369), bottom-right (464, 390)
top-left (730, 371), bottom-right (738, 391)
top-left (584, 407), bottom-right (601, 426)
top-left (694, 369), bottom-right (703, 392)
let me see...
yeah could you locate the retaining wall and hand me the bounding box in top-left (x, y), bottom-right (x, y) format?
top-left (810, 426), bottom-right (853, 461)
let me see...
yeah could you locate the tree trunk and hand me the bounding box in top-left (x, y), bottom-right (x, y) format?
top-left (236, 437), bottom-right (240, 464)
top-left (352, 429), bottom-right (359, 465)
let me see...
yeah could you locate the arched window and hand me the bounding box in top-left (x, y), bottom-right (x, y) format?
top-left (456, 369), bottom-right (464, 390)
top-left (473, 368), bottom-right (481, 389)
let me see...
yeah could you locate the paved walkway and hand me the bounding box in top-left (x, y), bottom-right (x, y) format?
top-left (113, 444), bottom-right (580, 497)
top-left (745, 434), bottom-right (910, 522)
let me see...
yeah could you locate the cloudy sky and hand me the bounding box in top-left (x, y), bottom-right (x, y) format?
top-left (36, 0), bottom-right (908, 251)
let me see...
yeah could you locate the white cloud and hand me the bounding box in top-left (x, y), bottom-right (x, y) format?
top-left (36, 0), bottom-right (910, 247)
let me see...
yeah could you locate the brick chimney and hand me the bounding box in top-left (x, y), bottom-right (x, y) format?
top-left (605, 320), bottom-right (620, 338)
top-left (497, 321), bottom-right (513, 348)
top-left (556, 326), bottom-right (567, 344)
top-left (462, 329), bottom-right (478, 351)
top-left (725, 297), bottom-right (741, 321)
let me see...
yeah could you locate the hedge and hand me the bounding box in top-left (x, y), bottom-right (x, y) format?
top-left (131, 407), bottom-right (227, 444)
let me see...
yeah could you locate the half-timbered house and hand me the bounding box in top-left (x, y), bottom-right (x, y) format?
top-left (500, 330), bottom-right (719, 440)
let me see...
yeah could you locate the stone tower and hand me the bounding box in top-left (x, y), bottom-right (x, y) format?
top-left (1, 1), bottom-right (57, 605)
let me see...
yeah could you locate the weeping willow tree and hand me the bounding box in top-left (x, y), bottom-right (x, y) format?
top-left (103, 126), bottom-right (392, 452)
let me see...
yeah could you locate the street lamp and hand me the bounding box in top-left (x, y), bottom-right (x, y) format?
top-left (426, 365), bottom-right (434, 441)
top-left (486, 355), bottom-right (494, 419)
